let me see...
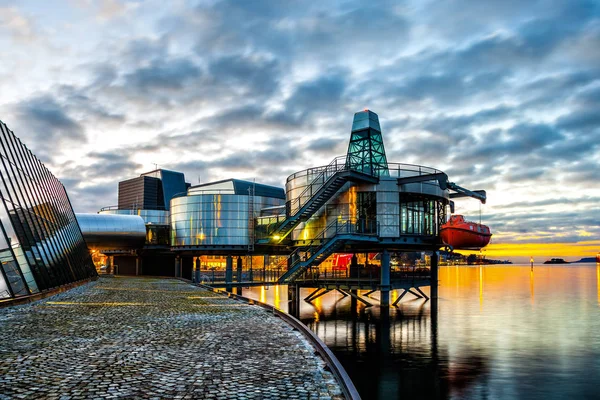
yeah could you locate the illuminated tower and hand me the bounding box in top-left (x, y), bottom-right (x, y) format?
top-left (346, 110), bottom-right (389, 177)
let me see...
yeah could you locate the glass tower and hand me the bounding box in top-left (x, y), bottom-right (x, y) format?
top-left (345, 110), bottom-right (389, 177)
top-left (0, 120), bottom-right (96, 300)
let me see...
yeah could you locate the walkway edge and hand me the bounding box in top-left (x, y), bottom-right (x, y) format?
top-left (0, 275), bottom-right (98, 308)
top-left (196, 283), bottom-right (361, 400)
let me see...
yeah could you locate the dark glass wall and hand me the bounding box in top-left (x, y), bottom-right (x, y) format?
top-left (0, 120), bottom-right (97, 299)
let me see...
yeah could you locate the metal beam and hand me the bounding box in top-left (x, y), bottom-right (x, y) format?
top-left (397, 172), bottom-right (448, 187)
top-left (447, 182), bottom-right (486, 204)
top-left (414, 287), bottom-right (429, 300)
top-left (305, 288), bottom-right (331, 303)
top-left (392, 289), bottom-right (409, 306)
top-left (338, 289), bottom-right (373, 307)
top-left (304, 288), bottom-right (322, 302)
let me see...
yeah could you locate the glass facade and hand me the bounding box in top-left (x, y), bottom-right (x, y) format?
top-left (171, 194), bottom-right (284, 246)
top-left (346, 110), bottom-right (389, 177)
top-left (100, 208), bottom-right (170, 225)
top-left (400, 194), bottom-right (445, 236)
top-left (0, 121), bottom-right (96, 300)
top-left (286, 163), bottom-right (449, 243)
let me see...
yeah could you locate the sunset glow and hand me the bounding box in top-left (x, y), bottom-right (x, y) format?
top-left (462, 240), bottom-right (600, 263)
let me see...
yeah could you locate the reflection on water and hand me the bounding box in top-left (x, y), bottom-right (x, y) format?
top-left (243, 264), bottom-right (600, 399)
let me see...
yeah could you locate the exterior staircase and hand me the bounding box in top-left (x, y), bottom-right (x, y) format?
top-left (258, 157), bottom-right (378, 244)
top-left (278, 220), bottom-right (379, 283)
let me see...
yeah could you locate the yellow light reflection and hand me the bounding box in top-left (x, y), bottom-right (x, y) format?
top-left (479, 266), bottom-right (483, 308)
top-left (313, 295), bottom-right (323, 314)
top-left (597, 264), bottom-right (599, 305)
top-left (349, 186), bottom-right (357, 224)
top-left (46, 301), bottom-right (147, 306)
top-left (530, 269), bottom-right (535, 305)
top-left (274, 285), bottom-right (280, 309)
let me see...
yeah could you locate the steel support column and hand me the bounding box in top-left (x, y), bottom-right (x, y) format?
top-left (236, 257), bottom-right (243, 282)
top-left (380, 249), bottom-right (390, 306)
top-left (194, 257), bottom-right (201, 283)
top-left (225, 256), bottom-right (233, 292)
top-left (431, 250), bottom-right (439, 299)
top-left (174, 256), bottom-right (181, 278)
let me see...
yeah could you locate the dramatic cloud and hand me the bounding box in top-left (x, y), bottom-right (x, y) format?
top-left (0, 0), bottom-right (598, 255)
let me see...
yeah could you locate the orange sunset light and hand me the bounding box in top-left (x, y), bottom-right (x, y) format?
top-left (471, 240), bottom-right (600, 262)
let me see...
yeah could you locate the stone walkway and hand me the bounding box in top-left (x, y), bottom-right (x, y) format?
top-left (0, 276), bottom-right (344, 399)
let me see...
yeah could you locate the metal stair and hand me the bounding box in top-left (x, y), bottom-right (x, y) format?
top-left (258, 157), bottom-right (378, 244)
top-left (278, 220), bottom-right (379, 283)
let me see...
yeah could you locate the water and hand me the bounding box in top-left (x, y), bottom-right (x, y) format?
top-left (242, 264), bottom-right (600, 399)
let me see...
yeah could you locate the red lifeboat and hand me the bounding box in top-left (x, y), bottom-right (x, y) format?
top-left (441, 215), bottom-right (492, 250)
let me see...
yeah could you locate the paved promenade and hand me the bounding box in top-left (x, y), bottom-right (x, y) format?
top-left (0, 276), bottom-right (343, 399)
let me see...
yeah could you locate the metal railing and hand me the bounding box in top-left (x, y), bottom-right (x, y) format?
top-left (286, 219), bottom-right (379, 276)
top-left (287, 156), bottom-right (348, 216)
top-left (100, 205), bottom-right (167, 211)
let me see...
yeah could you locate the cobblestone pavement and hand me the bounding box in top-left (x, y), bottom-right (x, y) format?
top-left (0, 276), bottom-right (344, 399)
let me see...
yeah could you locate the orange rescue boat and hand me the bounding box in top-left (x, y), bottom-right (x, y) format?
top-left (441, 215), bottom-right (492, 250)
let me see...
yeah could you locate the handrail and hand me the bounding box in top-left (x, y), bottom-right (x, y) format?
top-left (284, 219), bottom-right (379, 278)
top-left (287, 156), bottom-right (349, 216)
top-left (286, 155), bottom-right (347, 183)
top-left (99, 205), bottom-right (119, 211)
top-left (286, 158), bottom-right (443, 182)
top-left (100, 205), bottom-right (168, 211)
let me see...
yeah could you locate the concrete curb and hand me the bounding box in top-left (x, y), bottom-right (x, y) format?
top-left (194, 282), bottom-right (361, 400)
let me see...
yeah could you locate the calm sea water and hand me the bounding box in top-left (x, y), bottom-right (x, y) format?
top-left (243, 264), bottom-right (600, 399)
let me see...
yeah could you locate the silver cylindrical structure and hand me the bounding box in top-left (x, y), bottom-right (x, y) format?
top-left (76, 213), bottom-right (146, 251)
top-left (170, 194), bottom-right (284, 247)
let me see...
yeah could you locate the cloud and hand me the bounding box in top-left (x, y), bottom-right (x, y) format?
top-left (11, 94), bottom-right (85, 160)
top-left (124, 58), bottom-right (202, 92)
top-left (0, 7), bottom-right (36, 42)
top-left (0, 0), bottom-right (597, 250)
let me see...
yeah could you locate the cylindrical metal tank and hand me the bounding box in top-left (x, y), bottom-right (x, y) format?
top-left (76, 213), bottom-right (146, 251)
top-left (170, 194), bottom-right (284, 247)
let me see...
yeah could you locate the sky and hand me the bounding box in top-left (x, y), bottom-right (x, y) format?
top-left (0, 0), bottom-right (598, 262)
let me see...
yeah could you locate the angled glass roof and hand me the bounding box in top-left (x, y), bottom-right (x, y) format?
top-left (346, 110), bottom-right (389, 177)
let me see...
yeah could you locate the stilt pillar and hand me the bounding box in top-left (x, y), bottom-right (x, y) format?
top-left (380, 249), bottom-right (390, 306)
top-left (174, 256), bottom-right (181, 278)
top-left (431, 250), bottom-right (439, 299)
top-left (107, 256), bottom-right (113, 275)
top-left (236, 256), bottom-right (243, 282)
top-left (288, 284), bottom-right (300, 318)
top-left (194, 257), bottom-right (201, 283)
top-left (350, 254), bottom-right (358, 278)
top-left (225, 255), bottom-right (233, 293)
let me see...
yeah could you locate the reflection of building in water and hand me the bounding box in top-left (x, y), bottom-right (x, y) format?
top-left (293, 292), bottom-right (488, 400)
